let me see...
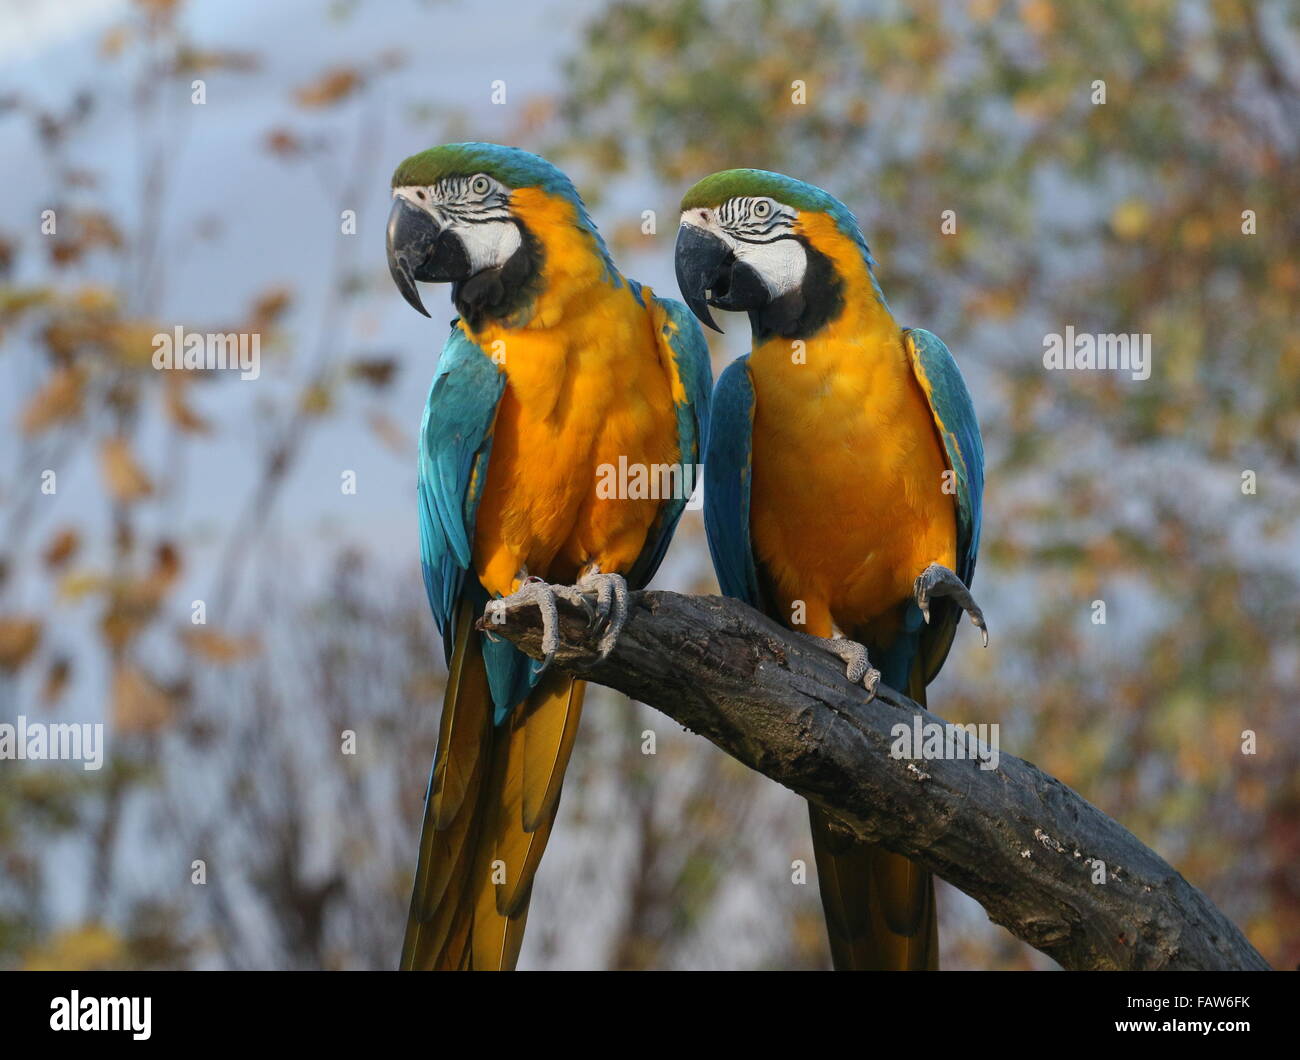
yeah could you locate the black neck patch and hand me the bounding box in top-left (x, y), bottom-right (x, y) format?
top-left (452, 219), bottom-right (544, 330)
top-left (749, 237), bottom-right (844, 342)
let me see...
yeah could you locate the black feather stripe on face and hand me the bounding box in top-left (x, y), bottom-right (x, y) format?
top-left (423, 175), bottom-right (512, 226)
top-left (751, 236), bottom-right (843, 342)
top-left (451, 217), bottom-right (544, 331)
top-left (717, 196), bottom-right (799, 244)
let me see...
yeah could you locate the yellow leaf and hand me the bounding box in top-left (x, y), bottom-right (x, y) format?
top-left (73, 284), bottom-right (118, 312)
top-left (23, 923), bottom-right (125, 971)
top-left (100, 437), bottom-right (153, 502)
top-left (295, 68), bottom-right (361, 108)
top-left (58, 570), bottom-right (107, 601)
top-left (164, 381), bottom-right (212, 433)
top-left (20, 367), bottom-right (84, 435)
top-left (181, 628), bottom-right (261, 663)
top-left (299, 383), bottom-right (333, 416)
top-left (1111, 199), bottom-right (1150, 241)
top-left (100, 25), bottom-right (131, 59)
top-left (108, 319), bottom-right (166, 369)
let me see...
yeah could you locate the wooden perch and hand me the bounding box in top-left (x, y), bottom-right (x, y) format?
top-left (478, 588), bottom-right (1270, 971)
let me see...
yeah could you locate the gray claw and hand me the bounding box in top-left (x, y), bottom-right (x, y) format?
top-left (487, 577), bottom-right (566, 670)
top-left (789, 629), bottom-right (880, 701)
top-left (914, 563), bottom-right (989, 646)
top-left (577, 568), bottom-right (629, 660)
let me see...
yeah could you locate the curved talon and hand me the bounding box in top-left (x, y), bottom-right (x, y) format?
top-left (576, 569), bottom-right (629, 660)
top-left (863, 666), bottom-right (880, 700)
top-left (490, 578), bottom-right (566, 669)
top-left (789, 629), bottom-right (879, 701)
top-left (914, 563), bottom-right (987, 646)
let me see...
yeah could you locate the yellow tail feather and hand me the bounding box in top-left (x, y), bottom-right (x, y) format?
top-left (807, 661), bottom-right (938, 971)
top-left (401, 600), bottom-right (585, 971)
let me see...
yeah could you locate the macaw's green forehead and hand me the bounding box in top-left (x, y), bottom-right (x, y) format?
top-left (391, 142), bottom-right (577, 198)
top-left (681, 168), bottom-right (869, 253)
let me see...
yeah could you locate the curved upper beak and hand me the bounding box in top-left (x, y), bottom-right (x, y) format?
top-left (387, 197), bottom-right (437, 317)
top-left (387, 196), bottom-right (474, 318)
top-left (673, 222), bottom-right (731, 333)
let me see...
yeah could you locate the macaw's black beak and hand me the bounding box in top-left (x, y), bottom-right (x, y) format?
top-left (675, 222), bottom-right (773, 333)
top-left (386, 196), bottom-right (471, 318)
top-left (674, 223), bottom-right (730, 333)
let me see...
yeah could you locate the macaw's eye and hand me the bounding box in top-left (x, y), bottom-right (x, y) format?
top-left (753, 199), bottom-right (772, 218)
top-left (416, 189), bottom-right (428, 201)
top-left (471, 175), bottom-right (491, 196)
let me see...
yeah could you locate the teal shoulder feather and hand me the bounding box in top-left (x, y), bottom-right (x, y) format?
top-left (901, 327), bottom-right (984, 684)
top-left (903, 328), bottom-right (983, 588)
top-left (417, 324), bottom-right (533, 721)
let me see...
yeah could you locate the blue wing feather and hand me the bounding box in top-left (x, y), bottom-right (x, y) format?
top-left (417, 324), bottom-right (535, 720)
top-left (901, 327), bottom-right (984, 685)
top-left (702, 356), bottom-right (763, 609)
top-left (417, 324), bottom-right (503, 641)
top-left (903, 328), bottom-right (984, 589)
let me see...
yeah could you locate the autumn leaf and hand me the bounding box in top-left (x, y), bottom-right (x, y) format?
top-left (164, 380), bottom-right (212, 433)
top-left (299, 383), bottom-right (333, 416)
top-left (112, 663), bottom-right (174, 733)
top-left (1111, 198), bottom-right (1151, 241)
top-left (181, 628), bottom-right (261, 663)
top-left (348, 356), bottom-right (399, 387)
top-left (150, 542), bottom-right (183, 594)
top-left (100, 25), bottom-right (131, 59)
top-left (41, 656), bottom-right (71, 707)
top-left (0, 616), bottom-right (41, 670)
top-left (23, 923), bottom-right (125, 971)
top-left (108, 319), bottom-right (167, 369)
top-left (42, 527), bottom-right (80, 568)
top-left (294, 67), bottom-right (361, 108)
top-left (100, 595), bottom-right (153, 652)
top-left (248, 285), bottom-right (293, 334)
top-left (264, 127), bottom-right (304, 157)
top-left (172, 47), bottom-right (259, 76)
top-left (58, 570), bottom-right (106, 601)
top-left (73, 285), bottom-right (117, 312)
top-left (100, 437), bottom-right (153, 501)
top-left (20, 366), bottom-right (84, 435)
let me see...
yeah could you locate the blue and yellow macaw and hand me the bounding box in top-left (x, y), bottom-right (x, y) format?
top-left (386, 143), bottom-right (711, 969)
top-left (674, 170), bottom-right (985, 970)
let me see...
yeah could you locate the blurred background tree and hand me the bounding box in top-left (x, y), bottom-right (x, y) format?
top-left (0, 0), bottom-right (1295, 969)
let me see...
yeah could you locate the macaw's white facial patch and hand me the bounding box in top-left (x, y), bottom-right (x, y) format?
top-left (680, 199), bottom-right (808, 299)
top-left (732, 237), bottom-right (806, 298)
top-left (393, 174), bottom-right (522, 274)
top-left (457, 220), bottom-right (522, 274)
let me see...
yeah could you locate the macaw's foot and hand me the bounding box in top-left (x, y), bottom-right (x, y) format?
top-left (483, 576), bottom-right (591, 673)
top-left (790, 630), bottom-right (881, 700)
top-left (575, 565), bottom-right (629, 660)
top-left (914, 563), bottom-right (989, 646)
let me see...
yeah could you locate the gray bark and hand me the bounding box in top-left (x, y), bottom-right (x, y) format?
top-left (478, 588), bottom-right (1270, 971)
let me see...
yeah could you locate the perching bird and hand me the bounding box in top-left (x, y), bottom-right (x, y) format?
top-left (387, 143), bottom-right (711, 969)
top-left (674, 170), bottom-right (985, 970)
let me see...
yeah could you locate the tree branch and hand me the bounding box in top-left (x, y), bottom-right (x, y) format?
top-left (478, 588), bottom-right (1269, 971)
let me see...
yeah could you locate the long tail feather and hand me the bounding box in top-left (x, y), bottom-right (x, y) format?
top-left (402, 601), bottom-right (585, 971)
top-left (807, 664), bottom-right (938, 971)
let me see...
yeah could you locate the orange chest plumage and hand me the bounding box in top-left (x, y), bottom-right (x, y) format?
top-left (747, 326), bottom-right (957, 639)
top-left (467, 283), bottom-right (680, 596)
